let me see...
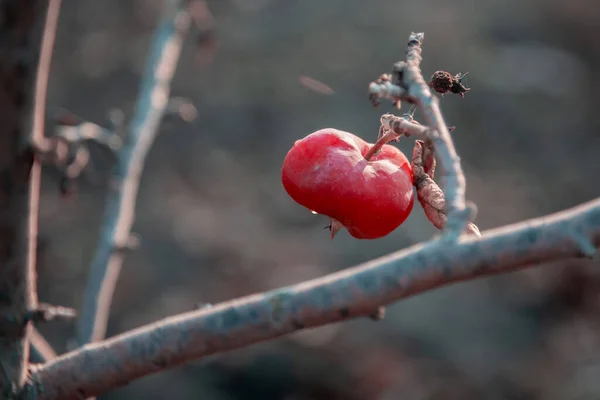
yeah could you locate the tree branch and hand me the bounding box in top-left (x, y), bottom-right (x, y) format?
top-left (29, 329), bottom-right (56, 363)
top-left (23, 198), bottom-right (600, 399)
top-left (76, 0), bottom-right (191, 345)
top-left (369, 32), bottom-right (474, 239)
top-left (0, 0), bottom-right (52, 393)
top-left (25, 0), bottom-right (62, 371)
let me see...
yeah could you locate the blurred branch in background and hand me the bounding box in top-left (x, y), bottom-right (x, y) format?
top-left (27, 0), bottom-right (63, 368)
top-left (76, 0), bottom-right (192, 346)
top-left (0, 0), bottom-right (52, 394)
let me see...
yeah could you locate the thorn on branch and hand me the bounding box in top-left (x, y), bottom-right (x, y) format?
top-left (428, 70), bottom-right (470, 97)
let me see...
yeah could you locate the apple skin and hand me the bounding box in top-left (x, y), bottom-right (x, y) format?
top-left (281, 128), bottom-right (414, 239)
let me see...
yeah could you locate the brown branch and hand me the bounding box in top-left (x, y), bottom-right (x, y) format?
top-left (21, 198), bottom-right (600, 399)
top-left (0, 0), bottom-right (56, 393)
top-left (36, 111), bottom-right (123, 199)
top-left (25, 0), bottom-right (62, 371)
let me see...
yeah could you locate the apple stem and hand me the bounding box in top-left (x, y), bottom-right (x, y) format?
top-left (363, 131), bottom-right (400, 161)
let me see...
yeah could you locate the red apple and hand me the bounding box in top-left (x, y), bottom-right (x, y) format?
top-left (281, 128), bottom-right (414, 239)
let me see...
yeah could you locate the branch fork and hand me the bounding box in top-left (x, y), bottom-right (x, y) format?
top-left (369, 32), bottom-right (475, 240)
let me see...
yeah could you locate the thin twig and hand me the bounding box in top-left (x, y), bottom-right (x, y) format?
top-left (29, 330), bottom-right (57, 363)
top-left (53, 122), bottom-right (121, 151)
top-left (23, 198), bottom-right (600, 399)
top-left (76, 0), bottom-right (191, 345)
top-left (25, 0), bottom-right (62, 371)
top-left (32, 0), bottom-right (61, 150)
top-left (369, 33), bottom-right (474, 239)
top-left (25, 304), bottom-right (76, 324)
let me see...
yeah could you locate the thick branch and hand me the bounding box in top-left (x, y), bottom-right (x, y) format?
top-left (23, 0), bottom-right (62, 372)
top-left (0, 0), bottom-right (49, 392)
top-left (76, 0), bottom-right (191, 345)
top-left (24, 198), bottom-right (600, 399)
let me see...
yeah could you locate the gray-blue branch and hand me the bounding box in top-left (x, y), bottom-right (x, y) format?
top-left (370, 32), bottom-right (474, 239)
top-left (26, 198), bottom-right (600, 399)
top-left (77, 0), bottom-right (191, 345)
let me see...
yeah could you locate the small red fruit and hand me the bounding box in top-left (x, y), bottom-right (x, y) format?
top-left (281, 128), bottom-right (414, 239)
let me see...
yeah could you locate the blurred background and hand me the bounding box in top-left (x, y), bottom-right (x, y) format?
top-left (36, 0), bottom-right (600, 399)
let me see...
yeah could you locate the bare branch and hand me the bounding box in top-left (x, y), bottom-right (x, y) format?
top-left (76, 0), bottom-right (191, 345)
top-left (25, 0), bottom-right (62, 374)
top-left (53, 121), bottom-right (121, 151)
top-left (24, 304), bottom-right (76, 324)
top-left (369, 33), bottom-right (474, 239)
top-left (24, 198), bottom-right (600, 399)
top-left (0, 0), bottom-right (58, 393)
top-left (35, 111), bottom-right (123, 199)
top-left (29, 330), bottom-right (56, 363)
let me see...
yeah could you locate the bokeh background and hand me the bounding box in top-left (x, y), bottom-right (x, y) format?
top-left (36, 0), bottom-right (600, 399)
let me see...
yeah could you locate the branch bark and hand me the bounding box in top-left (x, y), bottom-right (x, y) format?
top-left (369, 32), bottom-right (474, 239)
top-left (25, 0), bottom-right (62, 369)
top-left (76, 0), bottom-right (191, 345)
top-left (23, 198), bottom-right (600, 399)
top-left (0, 0), bottom-right (48, 393)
